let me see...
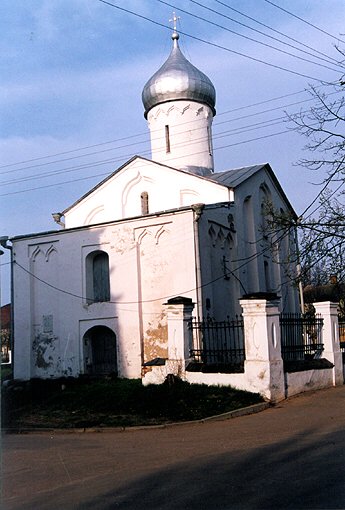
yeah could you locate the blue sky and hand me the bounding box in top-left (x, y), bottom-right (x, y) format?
top-left (1, 0), bottom-right (345, 304)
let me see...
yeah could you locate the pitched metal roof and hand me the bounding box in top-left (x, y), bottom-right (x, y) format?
top-left (205, 163), bottom-right (296, 217)
top-left (206, 164), bottom-right (266, 187)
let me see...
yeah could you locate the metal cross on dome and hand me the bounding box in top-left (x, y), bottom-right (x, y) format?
top-left (169, 12), bottom-right (180, 34)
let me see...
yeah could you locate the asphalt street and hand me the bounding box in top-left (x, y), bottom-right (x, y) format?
top-left (2, 386), bottom-right (345, 510)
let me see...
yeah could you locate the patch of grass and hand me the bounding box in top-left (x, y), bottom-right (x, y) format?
top-left (1, 365), bottom-right (12, 381)
top-left (2, 376), bottom-right (264, 429)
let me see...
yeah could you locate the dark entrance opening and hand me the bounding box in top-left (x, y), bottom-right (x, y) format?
top-left (83, 326), bottom-right (117, 376)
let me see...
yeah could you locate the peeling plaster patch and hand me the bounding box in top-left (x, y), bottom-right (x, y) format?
top-left (32, 315), bottom-right (59, 373)
top-left (111, 226), bottom-right (135, 255)
top-left (58, 354), bottom-right (75, 376)
top-left (144, 316), bottom-right (168, 362)
top-left (258, 370), bottom-right (266, 380)
top-left (32, 333), bottom-right (57, 369)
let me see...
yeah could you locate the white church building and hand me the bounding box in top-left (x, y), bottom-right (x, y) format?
top-left (11, 29), bottom-right (300, 382)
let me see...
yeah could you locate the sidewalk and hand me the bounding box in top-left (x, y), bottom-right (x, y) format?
top-left (3, 386), bottom-right (345, 510)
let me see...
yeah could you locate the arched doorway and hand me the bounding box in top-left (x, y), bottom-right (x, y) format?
top-left (83, 326), bottom-right (117, 376)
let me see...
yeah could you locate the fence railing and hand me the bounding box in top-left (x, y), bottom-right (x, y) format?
top-left (189, 316), bottom-right (245, 366)
top-left (280, 313), bottom-right (324, 362)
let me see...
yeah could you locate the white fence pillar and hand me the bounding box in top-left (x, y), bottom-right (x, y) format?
top-left (240, 298), bottom-right (285, 402)
top-left (313, 301), bottom-right (343, 386)
top-left (142, 297), bottom-right (195, 385)
top-left (164, 296), bottom-right (195, 366)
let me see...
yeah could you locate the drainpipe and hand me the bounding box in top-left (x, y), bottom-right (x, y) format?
top-left (0, 237), bottom-right (13, 371)
top-left (191, 204), bottom-right (204, 321)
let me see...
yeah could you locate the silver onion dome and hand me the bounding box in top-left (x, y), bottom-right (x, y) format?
top-left (142, 32), bottom-right (216, 118)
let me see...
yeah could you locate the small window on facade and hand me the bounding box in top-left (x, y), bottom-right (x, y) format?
top-left (165, 125), bottom-right (171, 153)
top-left (90, 252), bottom-right (110, 303)
top-left (207, 126), bottom-right (213, 156)
top-left (141, 191), bottom-right (149, 215)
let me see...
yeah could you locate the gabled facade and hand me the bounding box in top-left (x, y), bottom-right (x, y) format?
top-left (62, 156), bottom-right (232, 228)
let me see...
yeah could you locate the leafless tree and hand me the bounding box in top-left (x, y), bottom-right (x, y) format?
top-left (270, 50), bottom-right (345, 287)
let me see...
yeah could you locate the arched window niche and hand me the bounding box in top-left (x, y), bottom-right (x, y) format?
top-left (85, 251), bottom-right (110, 304)
top-left (259, 183), bottom-right (272, 240)
top-left (83, 326), bottom-right (117, 375)
top-left (141, 191), bottom-right (149, 215)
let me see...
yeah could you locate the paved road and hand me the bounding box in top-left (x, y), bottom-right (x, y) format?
top-left (2, 386), bottom-right (345, 510)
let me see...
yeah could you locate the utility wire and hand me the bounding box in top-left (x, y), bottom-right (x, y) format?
top-left (156, 0), bottom-right (342, 73)
top-left (213, 0), bottom-right (343, 67)
top-left (263, 0), bottom-right (345, 45)
top-left (2, 92), bottom-right (341, 190)
top-left (4, 119), bottom-right (328, 197)
top-left (0, 113), bottom-right (294, 186)
top-left (216, 90), bottom-right (341, 126)
top-left (1, 115), bottom-right (289, 187)
top-left (0, 132), bottom-right (149, 171)
top-left (0, 83), bottom-right (334, 172)
top-left (191, 0), bottom-right (343, 69)
top-left (2, 97), bottom-right (342, 194)
top-left (303, 181), bottom-right (345, 221)
top-left (12, 259), bottom-right (239, 305)
top-left (0, 128), bottom-right (298, 197)
top-left (98, 0), bottom-right (331, 83)
top-left (217, 83), bottom-right (331, 117)
top-left (12, 224), bottom-right (291, 305)
top-left (300, 172), bottom-right (345, 220)
top-left (1, 87), bottom-right (341, 181)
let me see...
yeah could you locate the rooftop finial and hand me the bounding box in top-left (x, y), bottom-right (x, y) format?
top-left (169, 12), bottom-right (180, 42)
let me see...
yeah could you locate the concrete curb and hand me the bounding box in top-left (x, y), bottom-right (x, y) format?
top-left (2, 402), bottom-right (271, 435)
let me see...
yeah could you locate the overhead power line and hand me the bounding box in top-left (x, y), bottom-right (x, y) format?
top-left (1, 91), bottom-right (342, 192)
top-left (98, 0), bottom-right (331, 83)
top-left (155, 0), bottom-right (342, 74)
top-left (213, 0), bottom-right (344, 67)
top-left (300, 159), bottom-right (345, 219)
top-left (12, 259), bottom-right (241, 306)
top-left (0, 84), bottom-right (331, 172)
top-left (0, 132), bottom-right (149, 171)
top-left (0, 128), bottom-right (294, 197)
top-left (263, 0), bottom-right (345, 45)
top-left (12, 224), bottom-right (292, 306)
top-left (7, 91), bottom-right (342, 188)
top-left (216, 83), bottom-right (331, 117)
top-left (1, 114), bottom-right (289, 187)
top-left (2, 85), bottom-right (340, 183)
top-left (216, 90), bottom-right (341, 126)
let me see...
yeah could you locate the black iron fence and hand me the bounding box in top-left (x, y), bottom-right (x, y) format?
top-left (189, 316), bottom-right (245, 366)
top-left (280, 313), bottom-right (324, 361)
top-left (189, 313), bottom-right (328, 370)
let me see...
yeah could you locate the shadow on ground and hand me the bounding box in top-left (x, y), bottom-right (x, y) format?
top-left (7, 426), bottom-right (345, 510)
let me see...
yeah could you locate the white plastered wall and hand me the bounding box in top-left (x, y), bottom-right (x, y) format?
top-left (147, 100), bottom-right (214, 173)
top-left (12, 208), bottom-right (197, 380)
top-left (232, 168), bottom-right (299, 313)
